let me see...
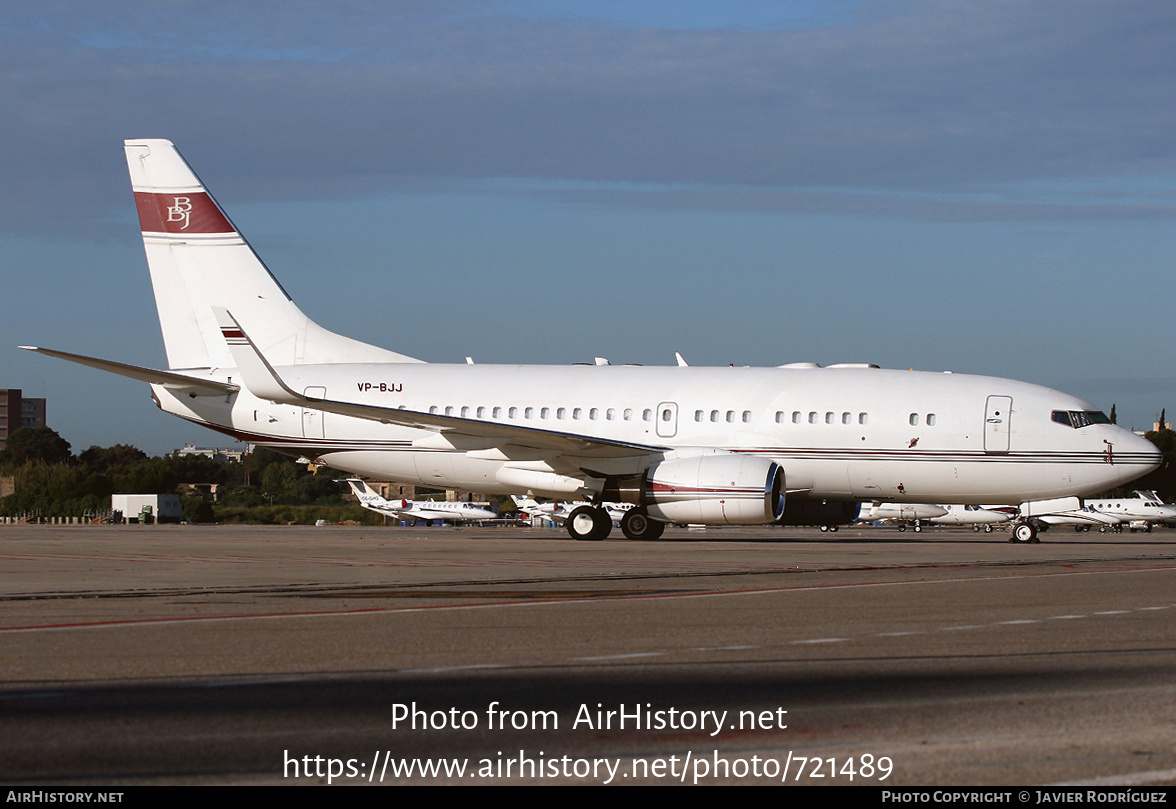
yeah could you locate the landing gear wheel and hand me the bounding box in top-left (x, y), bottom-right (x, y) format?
top-left (973, 525), bottom-right (981, 532)
top-left (567, 505), bottom-right (611, 541)
top-left (819, 525), bottom-right (829, 532)
top-left (984, 525), bottom-right (993, 533)
top-left (620, 509), bottom-right (665, 541)
top-left (898, 524), bottom-right (906, 532)
top-left (913, 524), bottom-right (922, 533)
top-left (1011, 521), bottom-right (1039, 544)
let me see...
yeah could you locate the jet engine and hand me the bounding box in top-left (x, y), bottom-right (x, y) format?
top-left (641, 454), bottom-right (784, 525)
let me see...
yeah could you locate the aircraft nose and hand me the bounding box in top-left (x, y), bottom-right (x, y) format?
top-left (1122, 429), bottom-right (1163, 472)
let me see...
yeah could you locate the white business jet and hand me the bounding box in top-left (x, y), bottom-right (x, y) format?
top-left (1036, 505), bottom-right (1123, 531)
top-left (1073, 491), bottom-right (1176, 533)
top-left (21, 140), bottom-right (1162, 543)
top-left (856, 502), bottom-right (947, 533)
top-left (345, 479), bottom-right (497, 524)
top-left (928, 504), bottom-right (1014, 532)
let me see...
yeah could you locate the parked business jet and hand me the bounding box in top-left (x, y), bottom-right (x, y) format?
top-left (1079, 491), bottom-right (1176, 532)
top-left (857, 502), bottom-right (947, 532)
top-left (1037, 505), bottom-right (1122, 531)
top-left (345, 479), bottom-right (497, 524)
top-left (928, 504), bottom-right (1013, 532)
top-left (20, 140), bottom-right (1163, 543)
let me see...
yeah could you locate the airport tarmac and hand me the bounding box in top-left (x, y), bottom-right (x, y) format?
top-left (2, 523), bottom-right (1175, 786)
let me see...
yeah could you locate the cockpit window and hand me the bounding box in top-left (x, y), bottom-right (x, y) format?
top-left (1051, 410), bottom-right (1111, 428)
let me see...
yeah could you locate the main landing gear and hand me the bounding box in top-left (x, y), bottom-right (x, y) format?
top-left (1011, 521), bottom-right (1041, 544)
top-left (566, 505), bottom-right (611, 541)
top-left (565, 506), bottom-right (665, 541)
top-left (620, 508), bottom-right (665, 541)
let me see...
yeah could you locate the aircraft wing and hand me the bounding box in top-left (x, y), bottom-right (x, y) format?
top-left (18, 346), bottom-right (238, 397)
top-left (215, 309), bottom-right (665, 461)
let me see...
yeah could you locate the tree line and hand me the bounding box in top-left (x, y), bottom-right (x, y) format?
top-left (0, 426), bottom-right (368, 522)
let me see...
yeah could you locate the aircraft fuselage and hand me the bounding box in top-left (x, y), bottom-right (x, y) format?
top-left (154, 362), bottom-right (1157, 506)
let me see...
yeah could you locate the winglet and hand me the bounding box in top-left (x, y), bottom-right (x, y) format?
top-left (213, 308), bottom-right (302, 403)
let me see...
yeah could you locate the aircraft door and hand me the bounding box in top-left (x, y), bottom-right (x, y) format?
top-left (984, 395), bottom-right (1012, 452)
top-left (302, 387), bottom-right (326, 439)
top-left (656, 402), bottom-right (678, 438)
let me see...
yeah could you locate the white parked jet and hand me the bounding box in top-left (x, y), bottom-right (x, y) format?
top-left (856, 502), bottom-right (947, 533)
top-left (345, 479), bottom-right (497, 524)
top-left (1076, 491), bottom-right (1176, 532)
top-left (21, 140), bottom-right (1163, 543)
top-left (929, 504), bottom-right (1014, 532)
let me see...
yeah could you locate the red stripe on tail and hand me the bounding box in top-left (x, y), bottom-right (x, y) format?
top-left (134, 192), bottom-right (234, 234)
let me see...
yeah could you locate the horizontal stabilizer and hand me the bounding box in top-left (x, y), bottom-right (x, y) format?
top-left (18, 346), bottom-right (237, 396)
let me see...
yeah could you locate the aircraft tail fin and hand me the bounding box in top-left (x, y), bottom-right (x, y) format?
top-left (345, 479), bottom-right (394, 510)
top-left (345, 478), bottom-right (379, 499)
top-left (124, 139), bottom-right (422, 371)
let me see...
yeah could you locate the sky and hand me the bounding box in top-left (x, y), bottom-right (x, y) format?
top-left (2, 0), bottom-right (1175, 456)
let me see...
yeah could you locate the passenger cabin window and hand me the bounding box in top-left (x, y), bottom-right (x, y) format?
top-left (926, 413), bottom-right (936, 426)
top-left (793, 411), bottom-right (802, 424)
top-left (859, 412), bottom-right (868, 424)
top-left (909, 413), bottom-right (919, 426)
top-left (742, 411), bottom-right (751, 423)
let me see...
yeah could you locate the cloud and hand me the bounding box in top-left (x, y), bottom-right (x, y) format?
top-left (4, 0), bottom-right (1176, 236)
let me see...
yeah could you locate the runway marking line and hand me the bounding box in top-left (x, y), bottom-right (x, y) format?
top-left (1, 565), bottom-right (1173, 635)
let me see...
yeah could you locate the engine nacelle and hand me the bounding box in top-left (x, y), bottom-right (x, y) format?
top-left (643, 454), bottom-right (784, 525)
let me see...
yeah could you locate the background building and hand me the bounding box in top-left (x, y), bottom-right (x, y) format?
top-left (0, 389), bottom-right (46, 452)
